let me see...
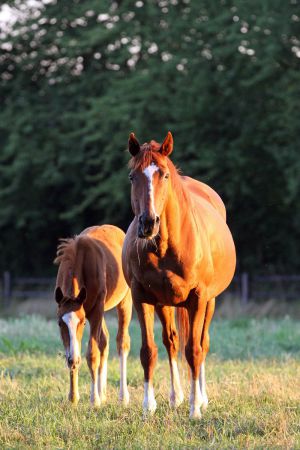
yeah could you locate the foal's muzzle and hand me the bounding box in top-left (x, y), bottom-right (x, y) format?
top-left (138, 212), bottom-right (160, 239)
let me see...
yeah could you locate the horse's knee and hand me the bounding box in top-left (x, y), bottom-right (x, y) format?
top-left (86, 349), bottom-right (100, 370)
top-left (140, 343), bottom-right (158, 377)
top-left (162, 328), bottom-right (179, 360)
top-left (202, 333), bottom-right (210, 357)
top-left (117, 330), bottom-right (130, 355)
top-left (99, 329), bottom-right (109, 355)
top-left (185, 342), bottom-right (203, 378)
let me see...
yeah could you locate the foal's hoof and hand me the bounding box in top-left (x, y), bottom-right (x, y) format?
top-left (91, 398), bottom-right (101, 408)
top-left (69, 396), bottom-right (79, 406)
top-left (119, 392), bottom-right (130, 406)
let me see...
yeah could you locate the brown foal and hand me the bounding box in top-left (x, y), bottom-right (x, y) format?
top-left (122, 132), bottom-right (236, 419)
top-left (54, 225), bottom-right (132, 407)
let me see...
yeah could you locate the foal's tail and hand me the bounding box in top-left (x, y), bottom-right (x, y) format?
top-left (176, 307), bottom-right (189, 359)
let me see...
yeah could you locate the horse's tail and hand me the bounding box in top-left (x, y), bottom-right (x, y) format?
top-left (176, 307), bottom-right (189, 359)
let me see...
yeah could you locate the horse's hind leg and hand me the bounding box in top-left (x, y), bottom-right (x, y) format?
top-left (116, 289), bottom-right (132, 405)
top-left (155, 305), bottom-right (184, 408)
top-left (98, 317), bottom-right (109, 403)
top-left (200, 298), bottom-right (215, 411)
top-left (86, 314), bottom-right (102, 407)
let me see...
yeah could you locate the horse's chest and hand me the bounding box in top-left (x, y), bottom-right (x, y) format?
top-left (139, 264), bottom-right (191, 306)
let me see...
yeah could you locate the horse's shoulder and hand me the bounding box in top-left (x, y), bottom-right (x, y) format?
top-left (181, 176), bottom-right (226, 220)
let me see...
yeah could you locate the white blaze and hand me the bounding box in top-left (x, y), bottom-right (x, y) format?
top-left (143, 163), bottom-right (159, 216)
top-left (62, 312), bottom-right (80, 362)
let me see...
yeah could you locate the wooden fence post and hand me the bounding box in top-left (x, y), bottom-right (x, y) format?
top-left (3, 271), bottom-right (11, 308)
top-left (241, 272), bottom-right (249, 305)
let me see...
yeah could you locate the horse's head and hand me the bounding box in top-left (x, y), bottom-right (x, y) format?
top-left (55, 285), bottom-right (87, 369)
top-left (128, 131), bottom-right (173, 239)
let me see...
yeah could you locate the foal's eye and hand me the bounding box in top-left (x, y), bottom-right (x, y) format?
top-left (164, 173), bottom-right (170, 179)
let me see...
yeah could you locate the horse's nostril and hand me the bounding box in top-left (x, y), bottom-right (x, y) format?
top-left (138, 215), bottom-right (143, 224)
top-left (155, 216), bottom-right (160, 224)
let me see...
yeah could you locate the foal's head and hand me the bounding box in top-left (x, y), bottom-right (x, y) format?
top-left (128, 131), bottom-right (174, 239)
top-left (55, 285), bottom-right (87, 369)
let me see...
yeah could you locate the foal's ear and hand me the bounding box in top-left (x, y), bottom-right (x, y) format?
top-left (55, 287), bottom-right (64, 304)
top-left (77, 287), bottom-right (87, 305)
top-left (128, 132), bottom-right (140, 156)
top-left (160, 131), bottom-right (173, 156)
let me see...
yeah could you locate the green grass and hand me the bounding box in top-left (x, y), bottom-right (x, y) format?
top-left (0, 315), bottom-right (300, 449)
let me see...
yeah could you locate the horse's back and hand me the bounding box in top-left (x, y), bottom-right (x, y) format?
top-left (182, 176), bottom-right (226, 220)
top-left (80, 225), bottom-right (129, 311)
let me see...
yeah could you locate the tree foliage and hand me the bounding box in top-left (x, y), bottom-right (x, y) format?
top-left (0, 0), bottom-right (299, 274)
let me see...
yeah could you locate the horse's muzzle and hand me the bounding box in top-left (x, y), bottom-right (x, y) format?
top-left (138, 213), bottom-right (160, 239)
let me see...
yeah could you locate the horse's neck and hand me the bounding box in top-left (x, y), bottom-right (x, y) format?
top-left (158, 177), bottom-right (195, 256)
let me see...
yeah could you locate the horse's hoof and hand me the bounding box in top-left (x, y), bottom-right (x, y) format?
top-left (142, 399), bottom-right (157, 419)
top-left (170, 391), bottom-right (184, 408)
top-left (189, 407), bottom-right (202, 420)
top-left (201, 399), bottom-right (208, 412)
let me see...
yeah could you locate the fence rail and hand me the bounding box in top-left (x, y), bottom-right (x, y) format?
top-left (1, 271), bottom-right (300, 308)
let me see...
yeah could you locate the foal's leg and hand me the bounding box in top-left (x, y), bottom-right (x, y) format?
top-left (185, 290), bottom-right (208, 419)
top-left (116, 289), bottom-right (132, 405)
top-left (98, 318), bottom-right (109, 403)
top-left (155, 305), bottom-right (184, 408)
top-left (200, 298), bottom-right (215, 411)
top-left (86, 312), bottom-right (102, 407)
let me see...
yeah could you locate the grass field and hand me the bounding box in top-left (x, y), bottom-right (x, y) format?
top-left (0, 314), bottom-right (300, 449)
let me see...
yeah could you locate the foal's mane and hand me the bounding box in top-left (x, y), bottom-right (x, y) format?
top-left (54, 238), bottom-right (77, 266)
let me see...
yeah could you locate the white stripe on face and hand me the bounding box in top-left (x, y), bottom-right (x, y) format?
top-left (62, 312), bottom-right (80, 363)
top-left (143, 163), bottom-right (159, 216)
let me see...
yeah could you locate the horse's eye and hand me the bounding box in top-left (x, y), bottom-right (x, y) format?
top-left (58, 319), bottom-right (63, 327)
top-left (164, 173), bottom-right (170, 179)
top-left (129, 174), bottom-right (133, 181)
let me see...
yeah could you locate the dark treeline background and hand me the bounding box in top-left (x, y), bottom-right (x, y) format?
top-left (0, 0), bottom-right (299, 275)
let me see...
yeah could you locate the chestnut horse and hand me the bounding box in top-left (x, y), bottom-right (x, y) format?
top-left (122, 132), bottom-right (236, 419)
top-left (54, 225), bottom-right (132, 407)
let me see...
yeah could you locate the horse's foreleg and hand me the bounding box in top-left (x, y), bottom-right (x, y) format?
top-left (200, 298), bottom-right (215, 411)
top-left (155, 304), bottom-right (184, 408)
top-left (132, 284), bottom-right (157, 416)
top-left (185, 290), bottom-right (207, 419)
top-left (98, 317), bottom-right (109, 403)
top-left (116, 289), bottom-right (132, 405)
top-left (69, 368), bottom-right (79, 404)
top-left (86, 317), bottom-right (102, 407)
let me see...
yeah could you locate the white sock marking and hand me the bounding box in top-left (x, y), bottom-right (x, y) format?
top-left (143, 163), bottom-right (159, 216)
top-left (189, 376), bottom-right (203, 419)
top-left (200, 362), bottom-right (208, 409)
top-left (169, 359), bottom-right (184, 407)
top-left (119, 351), bottom-right (129, 404)
top-left (143, 382), bottom-right (157, 414)
top-left (62, 312), bottom-right (80, 363)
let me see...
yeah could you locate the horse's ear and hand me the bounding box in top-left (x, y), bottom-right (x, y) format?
top-left (160, 131), bottom-right (173, 156)
top-left (55, 287), bottom-right (64, 304)
top-left (128, 132), bottom-right (140, 156)
top-left (77, 287), bottom-right (87, 305)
